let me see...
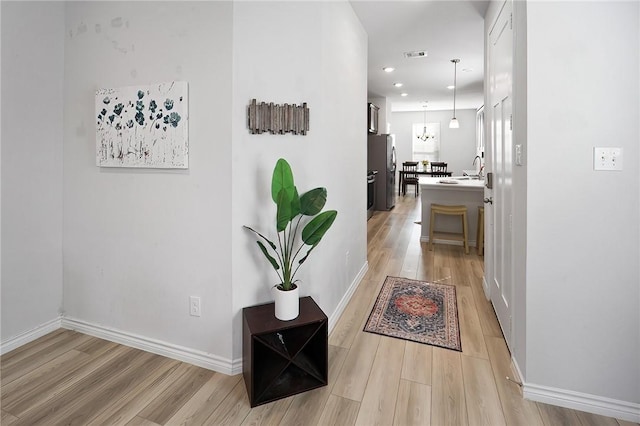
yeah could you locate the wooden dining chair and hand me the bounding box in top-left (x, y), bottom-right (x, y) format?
top-left (402, 161), bottom-right (420, 196)
top-left (430, 162), bottom-right (448, 177)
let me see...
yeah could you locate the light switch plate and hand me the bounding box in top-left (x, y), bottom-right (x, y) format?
top-left (515, 144), bottom-right (523, 166)
top-left (594, 147), bottom-right (623, 171)
top-left (189, 296), bottom-right (201, 317)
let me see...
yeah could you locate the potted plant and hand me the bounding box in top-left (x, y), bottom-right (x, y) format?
top-left (244, 158), bottom-right (337, 321)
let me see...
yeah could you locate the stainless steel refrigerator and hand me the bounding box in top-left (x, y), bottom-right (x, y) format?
top-left (367, 134), bottom-right (396, 210)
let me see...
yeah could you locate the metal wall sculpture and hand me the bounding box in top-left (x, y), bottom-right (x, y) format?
top-left (247, 99), bottom-right (309, 135)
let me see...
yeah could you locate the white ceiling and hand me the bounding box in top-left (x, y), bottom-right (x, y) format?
top-left (350, 0), bottom-right (489, 112)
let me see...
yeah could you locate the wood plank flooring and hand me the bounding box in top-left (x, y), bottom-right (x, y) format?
top-left (1, 195), bottom-right (635, 425)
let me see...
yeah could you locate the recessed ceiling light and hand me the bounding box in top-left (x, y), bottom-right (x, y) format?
top-left (383, 67), bottom-right (395, 73)
top-left (462, 68), bottom-right (473, 72)
top-left (400, 93), bottom-right (408, 97)
top-left (447, 85), bottom-right (455, 90)
top-left (393, 82), bottom-right (403, 88)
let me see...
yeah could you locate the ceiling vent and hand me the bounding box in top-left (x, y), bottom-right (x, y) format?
top-left (404, 50), bottom-right (428, 59)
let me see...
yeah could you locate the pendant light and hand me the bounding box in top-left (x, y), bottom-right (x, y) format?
top-left (449, 59), bottom-right (460, 129)
top-left (417, 102), bottom-right (431, 141)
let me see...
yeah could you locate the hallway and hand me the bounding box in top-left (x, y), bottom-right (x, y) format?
top-left (323, 195), bottom-right (630, 425)
top-left (0, 196), bottom-right (631, 425)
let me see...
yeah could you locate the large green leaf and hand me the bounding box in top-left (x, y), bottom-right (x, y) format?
top-left (276, 188), bottom-right (293, 232)
top-left (301, 210), bottom-right (337, 246)
top-left (290, 186), bottom-right (301, 219)
top-left (256, 241), bottom-right (280, 271)
top-left (298, 245), bottom-right (316, 265)
top-left (243, 225), bottom-right (277, 250)
top-left (300, 187), bottom-right (327, 216)
top-left (271, 158), bottom-right (295, 203)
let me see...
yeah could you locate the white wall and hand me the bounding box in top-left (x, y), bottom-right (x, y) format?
top-left (231, 1), bottom-right (367, 359)
top-left (525, 0), bottom-right (639, 410)
top-left (2, 0), bottom-right (367, 371)
top-left (391, 109), bottom-right (479, 176)
top-left (62, 2), bottom-right (234, 360)
top-left (1, 2), bottom-right (65, 343)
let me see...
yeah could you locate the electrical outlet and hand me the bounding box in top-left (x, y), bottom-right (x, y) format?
top-left (189, 296), bottom-right (201, 317)
top-left (345, 251), bottom-right (350, 268)
top-left (594, 147), bottom-right (623, 171)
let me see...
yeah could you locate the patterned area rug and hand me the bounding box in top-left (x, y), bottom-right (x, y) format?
top-left (364, 276), bottom-right (461, 351)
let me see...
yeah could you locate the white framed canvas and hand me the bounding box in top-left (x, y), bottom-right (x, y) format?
top-left (96, 81), bottom-right (188, 168)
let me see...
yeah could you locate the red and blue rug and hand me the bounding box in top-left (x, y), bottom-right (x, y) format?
top-left (364, 276), bottom-right (461, 351)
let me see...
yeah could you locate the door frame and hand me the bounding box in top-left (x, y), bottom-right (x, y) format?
top-left (484, 0), bottom-right (515, 351)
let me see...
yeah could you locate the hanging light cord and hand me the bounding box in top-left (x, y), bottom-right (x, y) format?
top-left (418, 102), bottom-right (429, 140)
top-left (423, 108), bottom-right (427, 131)
top-left (452, 60), bottom-right (458, 119)
top-left (449, 59), bottom-right (460, 129)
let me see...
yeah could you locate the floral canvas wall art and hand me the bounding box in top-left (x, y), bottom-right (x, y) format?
top-left (96, 81), bottom-right (188, 168)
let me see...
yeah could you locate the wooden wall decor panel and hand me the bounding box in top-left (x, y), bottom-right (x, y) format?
top-left (247, 99), bottom-right (309, 135)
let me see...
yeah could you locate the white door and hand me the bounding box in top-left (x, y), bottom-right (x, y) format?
top-left (487, 0), bottom-right (514, 349)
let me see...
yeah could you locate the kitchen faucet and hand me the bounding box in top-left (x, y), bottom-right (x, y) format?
top-left (473, 155), bottom-right (483, 176)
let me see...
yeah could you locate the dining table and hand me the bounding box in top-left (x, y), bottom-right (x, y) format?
top-left (398, 169), bottom-right (453, 195)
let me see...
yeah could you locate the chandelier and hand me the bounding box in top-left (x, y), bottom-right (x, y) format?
top-left (417, 102), bottom-right (434, 140)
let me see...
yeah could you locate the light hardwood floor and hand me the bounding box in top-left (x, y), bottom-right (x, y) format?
top-left (1, 195), bottom-right (635, 425)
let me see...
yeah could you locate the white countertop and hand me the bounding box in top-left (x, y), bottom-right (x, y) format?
top-left (419, 176), bottom-right (485, 191)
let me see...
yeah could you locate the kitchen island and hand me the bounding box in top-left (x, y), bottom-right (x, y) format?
top-left (419, 177), bottom-right (485, 247)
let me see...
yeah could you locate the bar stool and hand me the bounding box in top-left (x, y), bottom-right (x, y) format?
top-left (477, 206), bottom-right (484, 256)
top-left (429, 204), bottom-right (469, 254)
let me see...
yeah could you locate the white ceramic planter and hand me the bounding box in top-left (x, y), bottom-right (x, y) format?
top-left (273, 284), bottom-right (299, 321)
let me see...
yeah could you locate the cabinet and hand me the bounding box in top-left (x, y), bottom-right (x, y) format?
top-left (242, 296), bottom-right (328, 407)
top-left (368, 102), bottom-right (379, 134)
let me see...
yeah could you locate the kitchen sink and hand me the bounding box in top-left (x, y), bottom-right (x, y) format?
top-left (452, 176), bottom-right (483, 180)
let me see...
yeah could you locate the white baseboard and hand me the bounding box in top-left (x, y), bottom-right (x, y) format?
top-left (61, 317), bottom-right (237, 375)
top-left (328, 261), bottom-right (368, 335)
top-left (5, 295), bottom-right (638, 423)
top-left (482, 276), bottom-right (490, 299)
top-left (3, 263), bottom-right (369, 376)
top-left (505, 321), bottom-right (638, 422)
top-left (511, 354), bottom-right (525, 384)
top-left (523, 382), bottom-right (640, 423)
top-left (1, 317), bottom-right (63, 355)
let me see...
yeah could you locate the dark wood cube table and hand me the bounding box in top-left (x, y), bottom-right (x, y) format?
top-left (242, 296), bottom-right (328, 407)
